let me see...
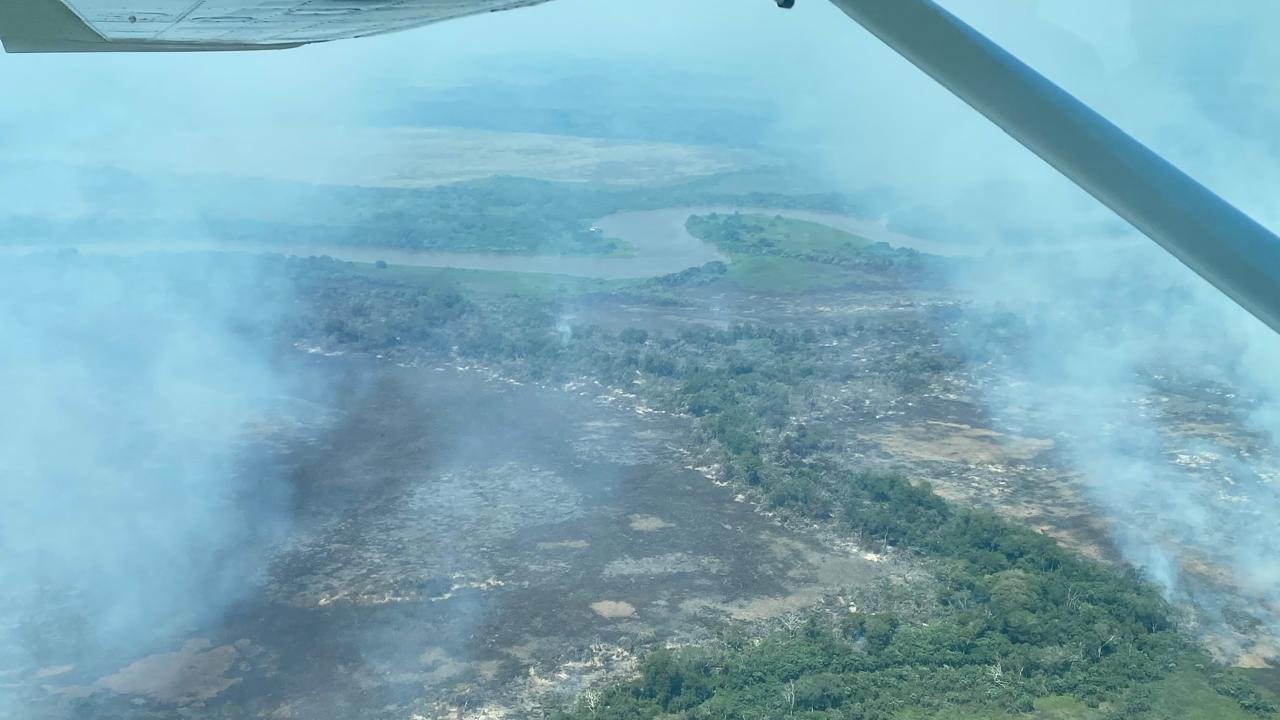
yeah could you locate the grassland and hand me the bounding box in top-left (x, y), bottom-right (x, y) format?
top-left (691, 212), bottom-right (874, 256)
top-left (685, 212), bottom-right (935, 293)
top-left (12, 127), bottom-right (761, 190)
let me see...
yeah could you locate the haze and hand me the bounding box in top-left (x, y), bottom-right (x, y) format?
top-left (3, 2), bottom-right (1280, 718)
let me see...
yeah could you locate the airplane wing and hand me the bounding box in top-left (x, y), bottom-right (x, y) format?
top-left (831, 0), bottom-right (1280, 335)
top-left (0, 0), bottom-right (553, 53)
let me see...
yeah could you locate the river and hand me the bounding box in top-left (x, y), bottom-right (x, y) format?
top-left (0, 206), bottom-right (952, 280)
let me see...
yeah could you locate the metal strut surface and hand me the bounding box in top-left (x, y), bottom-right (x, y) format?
top-left (829, 0), bottom-right (1280, 333)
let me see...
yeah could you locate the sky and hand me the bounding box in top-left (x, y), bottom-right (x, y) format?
top-left (4, 0), bottom-right (1279, 240)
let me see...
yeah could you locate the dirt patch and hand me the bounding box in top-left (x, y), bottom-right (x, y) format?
top-left (589, 601), bottom-right (637, 619)
top-left (871, 421), bottom-right (1053, 466)
top-left (628, 514), bottom-right (674, 532)
top-left (536, 540), bottom-right (591, 550)
top-left (53, 639), bottom-right (242, 704)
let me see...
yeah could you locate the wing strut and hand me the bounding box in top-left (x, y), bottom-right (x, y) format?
top-left (828, 0), bottom-right (1280, 333)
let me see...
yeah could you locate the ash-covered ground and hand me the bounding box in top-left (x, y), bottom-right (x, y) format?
top-left (9, 230), bottom-right (1280, 718)
top-left (15, 358), bottom-right (900, 720)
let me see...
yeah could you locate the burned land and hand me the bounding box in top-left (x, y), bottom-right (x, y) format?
top-left (8, 206), bottom-right (1280, 720)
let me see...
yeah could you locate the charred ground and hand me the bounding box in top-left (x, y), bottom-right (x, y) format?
top-left (10, 208), bottom-right (1280, 719)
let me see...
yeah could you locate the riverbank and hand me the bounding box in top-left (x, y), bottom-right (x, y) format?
top-left (0, 206), bottom-right (945, 280)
